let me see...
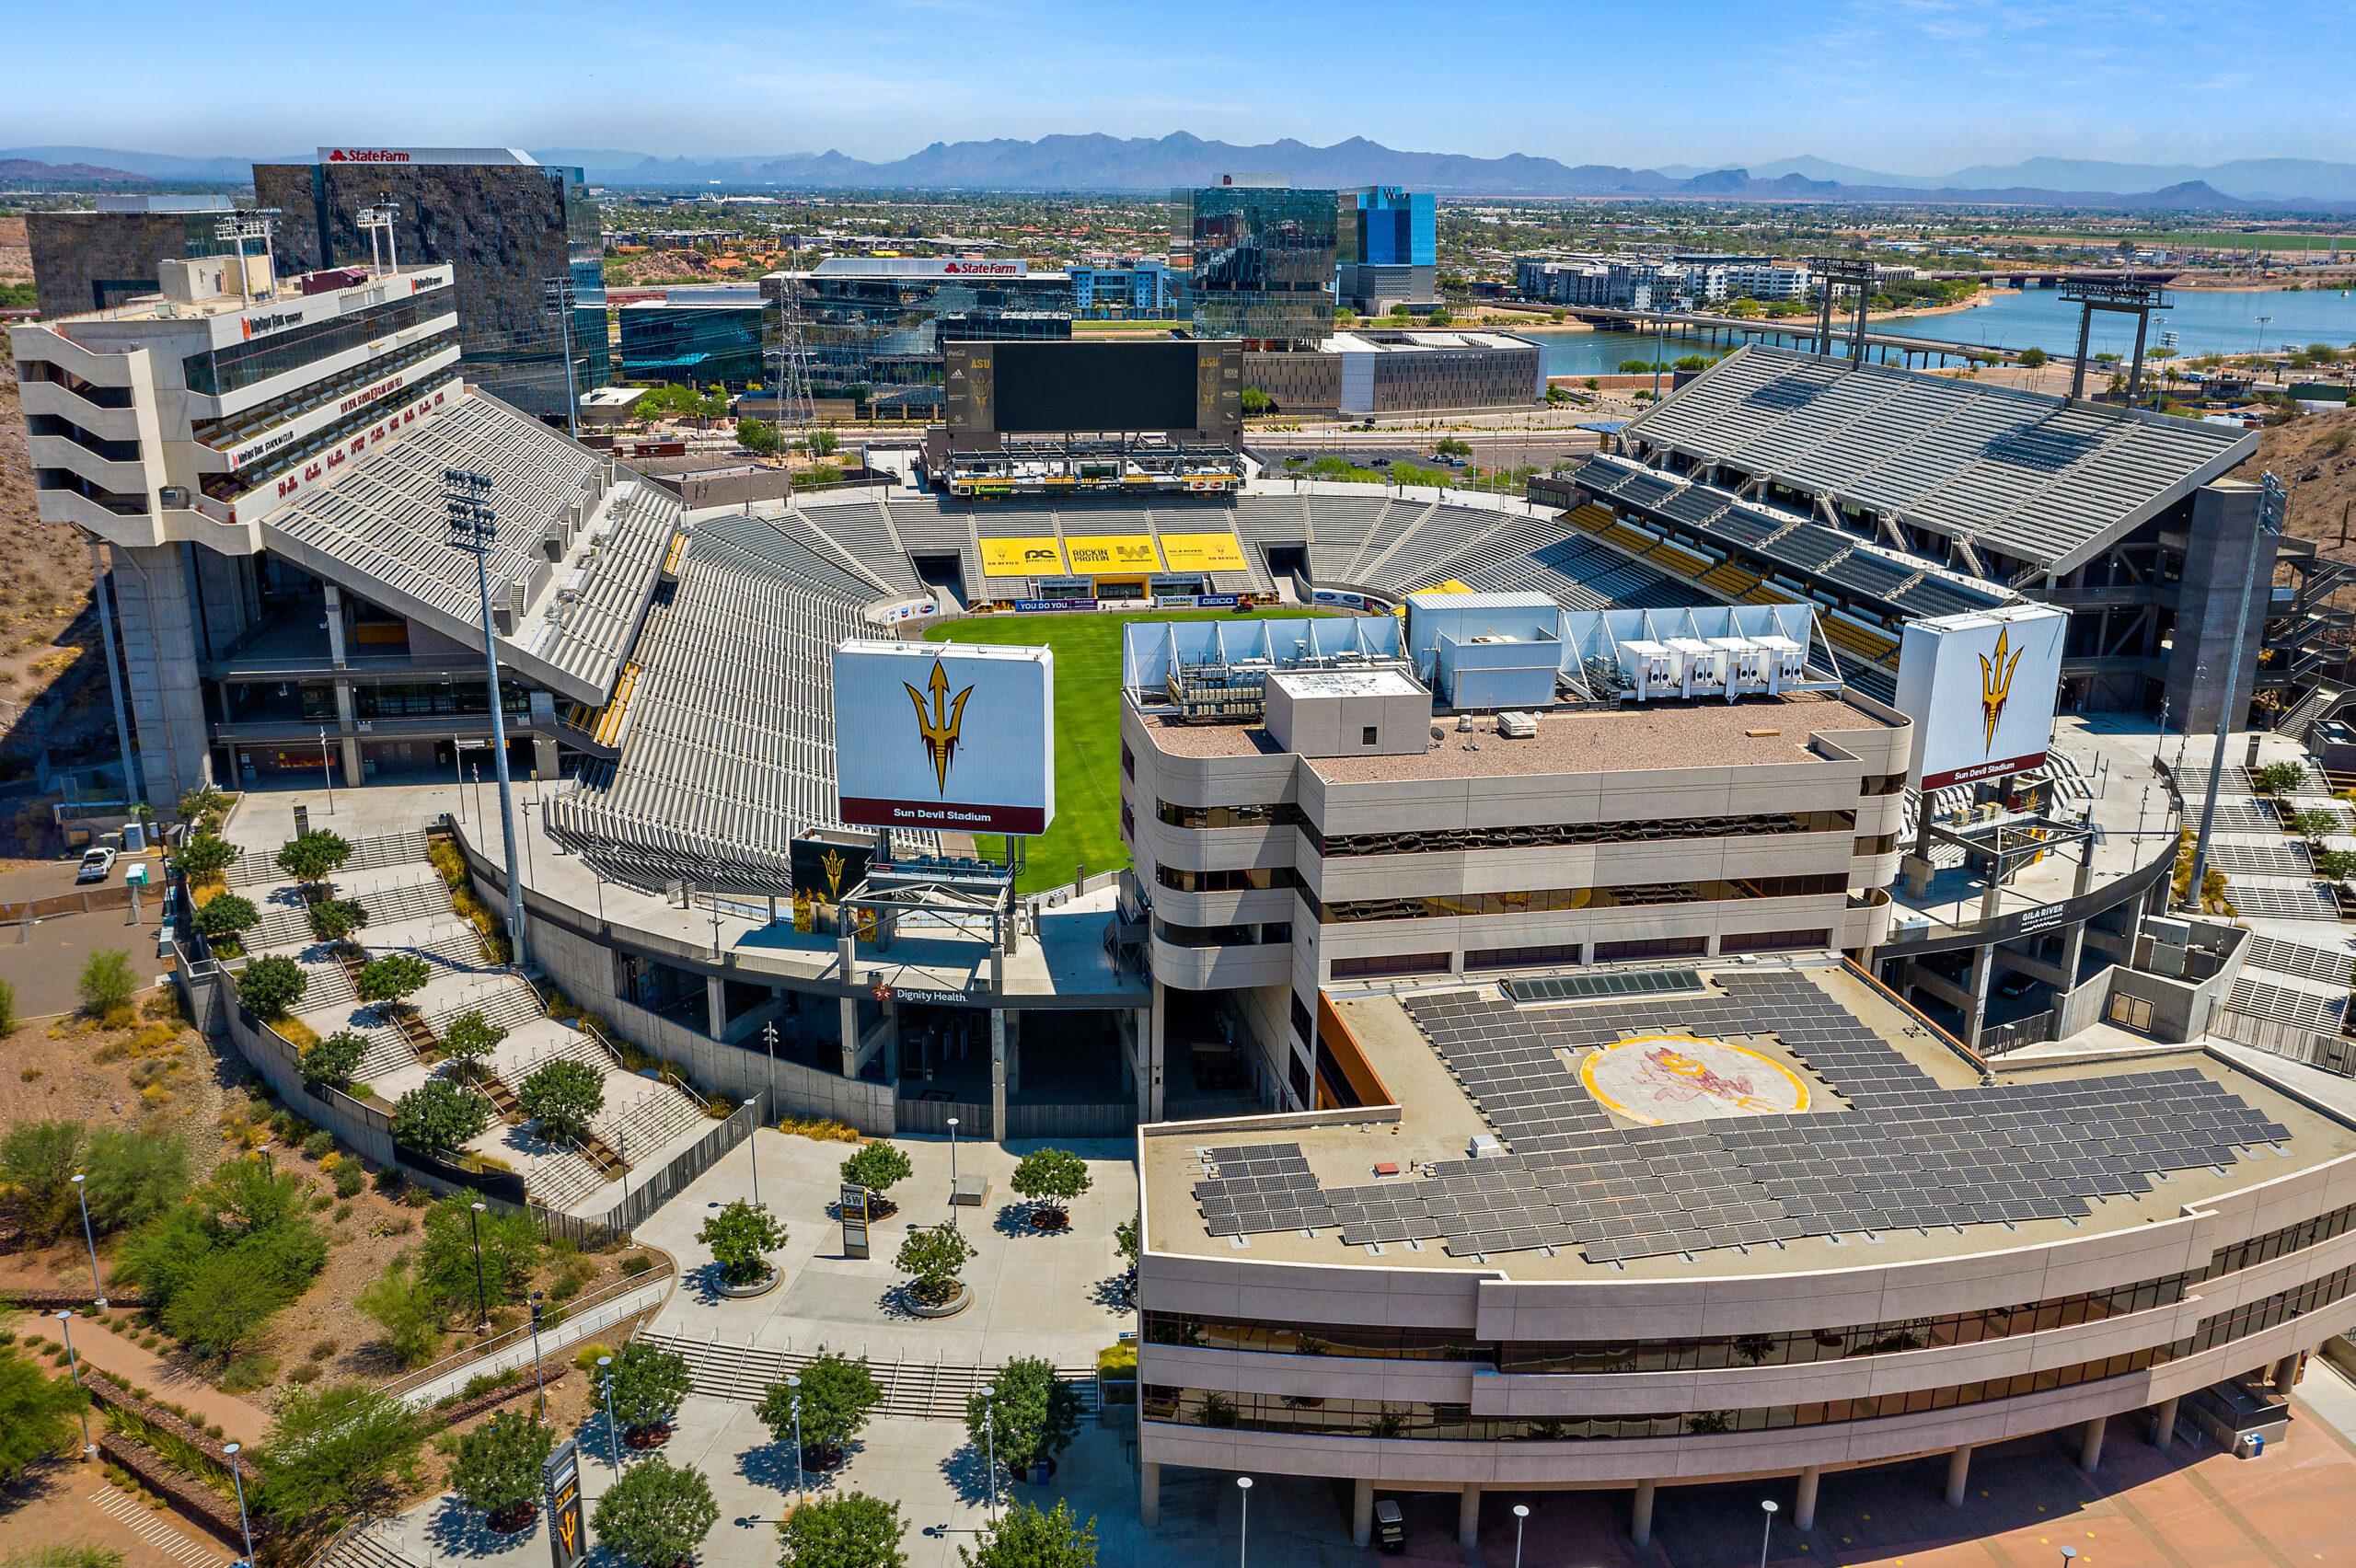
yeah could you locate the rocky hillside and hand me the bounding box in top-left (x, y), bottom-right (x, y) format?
top-left (2232, 408), bottom-right (2356, 559)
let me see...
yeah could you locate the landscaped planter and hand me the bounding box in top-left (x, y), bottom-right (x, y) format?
top-left (716, 1269), bottom-right (781, 1299)
top-left (907, 1282), bottom-right (974, 1319)
top-left (623, 1422), bottom-right (673, 1450)
top-left (488, 1500), bottom-right (540, 1535)
top-left (1028, 1208), bottom-right (1070, 1232)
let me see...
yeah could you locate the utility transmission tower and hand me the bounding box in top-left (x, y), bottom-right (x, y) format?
top-left (767, 273), bottom-right (816, 449)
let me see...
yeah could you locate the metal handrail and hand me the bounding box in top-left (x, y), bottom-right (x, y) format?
top-left (378, 1262), bottom-right (673, 1399)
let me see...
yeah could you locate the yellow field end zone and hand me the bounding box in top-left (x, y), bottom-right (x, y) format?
top-left (978, 536), bottom-right (1067, 575)
top-left (1065, 534), bottom-right (1163, 572)
top-left (1158, 532), bottom-right (1250, 571)
top-left (1579, 1034), bottom-right (1811, 1125)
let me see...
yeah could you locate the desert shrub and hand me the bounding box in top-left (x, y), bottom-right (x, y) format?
top-left (77, 951), bottom-right (138, 1018)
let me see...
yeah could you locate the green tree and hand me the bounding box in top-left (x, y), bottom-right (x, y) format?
top-left (417, 1193), bottom-right (542, 1315)
top-left (1239, 387), bottom-right (1273, 416)
top-left (79, 1126), bottom-right (189, 1233)
top-left (1432, 437), bottom-right (1472, 457)
top-left (275, 830), bottom-right (352, 887)
top-left (699, 1199), bottom-right (786, 1287)
top-left (516, 1059), bottom-right (605, 1143)
top-left (961, 1500), bottom-right (1097, 1568)
top-left (170, 832), bottom-right (239, 882)
top-left (450, 1410), bottom-right (554, 1525)
top-left (0, 1345), bottom-right (87, 1482)
top-left (163, 1251), bottom-right (291, 1355)
top-left (77, 950), bottom-right (137, 1019)
top-left (599, 1342), bottom-right (692, 1440)
top-left (2289, 808), bottom-right (2341, 843)
top-left (2018, 346), bottom-right (2049, 369)
top-left (306, 898), bottom-right (369, 945)
top-left (966, 1357), bottom-right (1080, 1478)
top-left (839, 1142), bottom-right (913, 1209)
top-left (1544, 384), bottom-right (1571, 405)
top-left (2316, 847), bottom-right (2356, 882)
top-left (355, 1257), bottom-right (442, 1367)
top-left (0, 1120), bottom-right (82, 1240)
top-left (895, 1221), bottom-right (976, 1307)
top-left (1617, 358), bottom-right (1656, 374)
top-left (254, 1381), bottom-right (424, 1534)
top-left (758, 1352), bottom-right (882, 1465)
top-left (2254, 762), bottom-right (2312, 795)
top-left (390, 1078), bottom-right (492, 1154)
top-left (590, 1458), bottom-right (718, 1568)
top-left (1114, 1212), bottom-right (1139, 1270)
top-left (193, 893), bottom-right (259, 943)
top-left (437, 1009), bottom-right (506, 1081)
top-left (300, 1030), bottom-right (370, 1089)
top-left (236, 955), bottom-right (309, 1020)
top-left (737, 417), bottom-right (782, 456)
top-left (806, 426), bottom-right (840, 457)
top-left (1010, 1148), bottom-right (1091, 1226)
top-left (355, 953), bottom-right (431, 1009)
top-left (778, 1492), bottom-right (906, 1568)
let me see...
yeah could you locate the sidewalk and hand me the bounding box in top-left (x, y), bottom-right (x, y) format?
top-left (17, 1313), bottom-right (271, 1447)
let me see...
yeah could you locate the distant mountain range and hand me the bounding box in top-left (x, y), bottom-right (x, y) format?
top-left (6, 135), bottom-right (2356, 212)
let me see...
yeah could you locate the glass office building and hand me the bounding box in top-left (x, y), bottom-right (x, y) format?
top-left (1339, 186), bottom-right (1438, 314)
top-left (1173, 180), bottom-right (1337, 348)
top-left (26, 195), bottom-right (236, 318)
top-left (765, 259), bottom-right (1076, 414)
top-left (619, 292), bottom-right (767, 389)
top-left (255, 149), bottom-right (612, 420)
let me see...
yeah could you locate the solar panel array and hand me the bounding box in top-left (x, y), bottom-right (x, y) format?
top-left (1188, 971), bottom-right (2292, 1266)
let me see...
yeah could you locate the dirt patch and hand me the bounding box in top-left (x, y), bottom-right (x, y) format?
top-left (0, 359), bottom-right (117, 787)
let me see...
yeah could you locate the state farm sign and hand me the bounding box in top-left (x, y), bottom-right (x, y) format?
top-left (325, 149), bottom-right (411, 165)
top-left (941, 261), bottom-right (1019, 276)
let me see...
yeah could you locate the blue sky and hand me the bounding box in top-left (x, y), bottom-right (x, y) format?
top-left (10, 0), bottom-right (2350, 171)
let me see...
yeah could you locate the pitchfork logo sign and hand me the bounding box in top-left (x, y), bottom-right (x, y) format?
top-left (833, 640), bottom-right (1055, 836)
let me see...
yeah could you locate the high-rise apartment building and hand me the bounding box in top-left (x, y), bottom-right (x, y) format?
top-left (1172, 176), bottom-right (1337, 349)
top-left (254, 147), bottom-right (611, 420)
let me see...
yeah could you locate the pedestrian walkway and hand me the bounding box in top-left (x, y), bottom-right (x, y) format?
top-left (17, 1315), bottom-right (271, 1446)
top-left (87, 1482), bottom-right (234, 1568)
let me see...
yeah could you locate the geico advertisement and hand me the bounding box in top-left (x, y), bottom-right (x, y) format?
top-left (1894, 606), bottom-right (2066, 791)
top-left (832, 642), bottom-right (1055, 834)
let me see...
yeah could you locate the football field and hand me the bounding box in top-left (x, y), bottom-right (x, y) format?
top-left (925, 607), bottom-right (1323, 893)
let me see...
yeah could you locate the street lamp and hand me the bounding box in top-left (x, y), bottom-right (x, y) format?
top-left (527, 1290), bottom-right (548, 1423)
top-left (1236, 1475), bottom-right (1253, 1568)
top-left (53, 1311), bottom-right (92, 1457)
top-left (2060, 1549), bottom-right (2078, 1567)
top-left (597, 1354), bottom-right (621, 1475)
top-left (70, 1174), bottom-right (105, 1308)
top-left (467, 1201), bottom-right (490, 1331)
top-left (787, 1372), bottom-right (804, 1504)
top-left (1759, 1498), bottom-right (1780, 1568)
top-left (445, 467), bottom-right (531, 969)
top-left (1512, 1503), bottom-right (1529, 1568)
top-left (763, 1020), bottom-right (779, 1112)
top-left (947, 1117), bottom-right (960, 1194)
top-left (225, 1441), bottom-right (255, 1567)
top-left (983, 1390), bottom-right (998, 1521)
top-left (745, 1098), bottom-right (761, 1206)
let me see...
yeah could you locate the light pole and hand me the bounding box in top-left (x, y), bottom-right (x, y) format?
top-left (788, 1372), bottom-right (804, 1504)
top-left (1759, 1498), bottom-right (1779, 1568)
top-left (53, 1311), bottom-right (92, 1457)
top-left (984, 1391), bottom-right (998, 1521)
top-left (318, 725), bottom-right (336, 814)
top-left (745, 1098), bottom-right (761, 1206)
top-left (1236, 1475), bottom-right (1253, 1568)
top-left (947, 1117), bottom-right (960, 1196)
top-left (70, 1174), bottom-right (105, 1307)
top-left (527, 1290), bottom-right (548, 1423)
top-left (225, 1441), bottom-right (255, 1566)
top-left (543, 277), bottom-right (582, 441)
top-left (445, 468), bottom-right (531, 969)
top-left (598, 1354), bottom-right (621, 1475)
top-left (763, 1020), bottom-right (779, 1111)
top-left (468, 1201), bottom-right (490, 1331)
top-left (1512, 1502), bottom-right (1529, 1568)
top-left (2060, 1549), bottom-right (2078, 1568)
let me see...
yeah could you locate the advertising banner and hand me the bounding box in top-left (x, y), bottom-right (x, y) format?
top-left (1064, 535), bottom-right (1164, 573)
top-left (1157, 532), bottom-right (1250, 572)
top-left (977, 537), bottom-right (1067, 576)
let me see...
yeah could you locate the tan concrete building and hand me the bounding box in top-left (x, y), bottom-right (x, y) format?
top-left (1119, 603), bottom-right (1910, 1112)
top-left (1135, 957), bottom-right (2356, 1551)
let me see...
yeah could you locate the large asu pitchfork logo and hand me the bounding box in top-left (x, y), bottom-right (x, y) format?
top-left (1978, 627), bottom-right (2023, 754)
top-left (905, 657), bottom-right (975, 794)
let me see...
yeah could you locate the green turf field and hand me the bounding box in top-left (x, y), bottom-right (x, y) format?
top-left (926, 608), bottom-right (1325, 893)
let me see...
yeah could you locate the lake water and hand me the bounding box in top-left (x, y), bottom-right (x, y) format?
top-left (1519, 285), bottom-right (2356, 377)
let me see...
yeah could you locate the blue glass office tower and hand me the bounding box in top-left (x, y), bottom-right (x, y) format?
top-left (1339, 187), bottom-right (1438, 314)
top-left (1172, 179), bottom-right (1337, 348)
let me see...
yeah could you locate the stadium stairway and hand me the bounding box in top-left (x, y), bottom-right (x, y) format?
top-left (633, 1330), bottom-right (1101, 1420)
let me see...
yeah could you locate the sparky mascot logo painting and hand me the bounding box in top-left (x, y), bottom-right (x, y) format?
top-left (905, 658), bottom-right (976, 794)
top-left (1977, 628), bottom-right (2024, 754)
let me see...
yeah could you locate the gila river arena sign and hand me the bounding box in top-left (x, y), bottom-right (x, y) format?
top-left (1580, 1035), bottom-right (1811, 1124)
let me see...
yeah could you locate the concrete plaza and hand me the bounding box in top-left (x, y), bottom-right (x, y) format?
top-left (638, 1124), bottom-right (1137, 1370)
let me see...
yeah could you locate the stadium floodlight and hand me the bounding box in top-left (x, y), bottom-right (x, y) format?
top-left (444, 467), bottom-right (532, 968)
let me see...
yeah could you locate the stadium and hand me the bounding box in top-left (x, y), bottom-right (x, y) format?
top-left (20, 271), bottom-right (2356, 1551)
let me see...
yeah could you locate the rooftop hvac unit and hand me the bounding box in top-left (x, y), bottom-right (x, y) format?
top-left (1469, 1134), bottom-right (1505, 1159)
top-left (1753, 634), bottom-right (1807, 686)
top-left (1668, 638), bottom-right (1727, 695)
top-left (1617, 639), bottom-right (1678, 698)
top-left (1496, 710), bottom-right (1538, 739)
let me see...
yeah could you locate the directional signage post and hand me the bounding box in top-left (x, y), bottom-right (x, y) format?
top-left (841, 1182), bottom-right (871, 1260)
top-left (544, 1436), bottom-right (585, 1568)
